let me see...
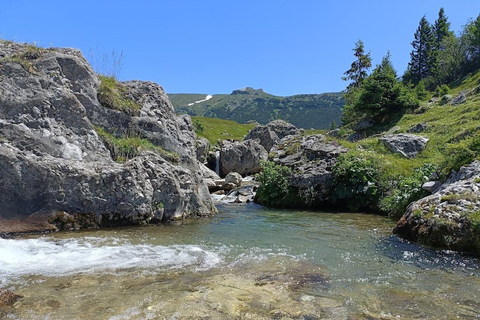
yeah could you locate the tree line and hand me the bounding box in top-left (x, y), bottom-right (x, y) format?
top-left (341, 8), bottom-right (480, 128)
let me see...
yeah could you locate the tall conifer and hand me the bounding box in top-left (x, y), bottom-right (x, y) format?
top-left (342, 40), bottom-right (372, 91)
top-left (433, 8), bottom-right (453, 51)
top-left (407, 16), bottom-right (436, 84)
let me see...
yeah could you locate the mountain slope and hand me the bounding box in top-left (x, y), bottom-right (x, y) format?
top-left (169, 87), bottom-right (344, 129)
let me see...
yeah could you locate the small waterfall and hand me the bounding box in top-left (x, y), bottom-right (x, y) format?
top-left (214, 151), bottom-right (220, 176)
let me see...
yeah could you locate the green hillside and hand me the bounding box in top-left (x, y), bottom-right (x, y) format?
top-left (168, 88), bottom-right (344, 129)
top-left (192, 116), bottom-right (255, 145)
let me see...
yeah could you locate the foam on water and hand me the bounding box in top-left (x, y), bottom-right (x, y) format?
top-left (0, 237), bottom-right (223, 286)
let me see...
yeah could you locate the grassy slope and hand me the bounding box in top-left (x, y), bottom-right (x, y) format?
top-left (192, 116), bottom-right (255, 145)
top-left (340, 70), bottom-right (480, 178)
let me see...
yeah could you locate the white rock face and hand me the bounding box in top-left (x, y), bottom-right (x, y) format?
top-left (0, 42), bottom-right (216, 232)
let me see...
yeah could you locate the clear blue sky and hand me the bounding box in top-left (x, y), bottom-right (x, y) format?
top-left (1, 0), bottom-right (478, 96)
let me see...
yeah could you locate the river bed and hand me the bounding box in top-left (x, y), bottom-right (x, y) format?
top-left (1, 203), bottom-right (479, 319)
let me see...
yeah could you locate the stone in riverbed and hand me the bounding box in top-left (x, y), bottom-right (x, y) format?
top-left (225, 172), bottom-right (242, 187)
top-left (0, 289), bottom-right (22, 307)
top-left (220, 140), bottom-right (268, 177)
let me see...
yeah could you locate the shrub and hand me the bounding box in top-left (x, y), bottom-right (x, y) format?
top-left (331, 153), bottom-right (382, 211)
top-left (434, 84), bottom-right (450, 97)
top-left (379, 163), bottom-right (436, 218)
top-left (255, 161), bottom-right (293, 207)
top-left (415, 80), bottom-right (430, 101)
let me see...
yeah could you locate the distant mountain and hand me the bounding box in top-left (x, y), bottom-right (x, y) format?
top-left (168, 87), bottom-right (344, 129)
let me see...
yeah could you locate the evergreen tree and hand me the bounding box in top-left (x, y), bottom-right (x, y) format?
top-left (342, 40), bottom-right (372, 92)
top-left (356, 53), bottom-right (418, 117)
top-left (433, 8), bottom-right (453, 50)
top-left (330, 119), bottom-right (337, 130)
top-left (461, 13), bottom-right (480, 72)
top-left (407, 15), bottom-right (436, 85)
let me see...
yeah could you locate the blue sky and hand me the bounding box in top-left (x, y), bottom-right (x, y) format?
top-left (1, 1), bottom-right (478, 96)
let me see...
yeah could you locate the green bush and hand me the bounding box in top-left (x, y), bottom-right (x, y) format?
top-left (379, 163), bottom-right (436, 218)
top-left (255, 161), bottom-right (293, 207)
top-left (331, 153), bottom-right (382, 211)
top-left (415, 80), bottom-right (430, 101)
top-left (434, 84), bottom-right (450, 97)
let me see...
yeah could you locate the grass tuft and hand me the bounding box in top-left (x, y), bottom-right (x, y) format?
top-left (97, 76), bottom-right (141, 115)
top-left (95, 126), bottom-right (179, 164)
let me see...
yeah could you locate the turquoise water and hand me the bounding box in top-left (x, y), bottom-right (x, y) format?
top-left (1, 203), bottom-right (479, 319)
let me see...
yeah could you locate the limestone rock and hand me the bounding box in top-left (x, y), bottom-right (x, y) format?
top-left (225, 172), bottom-right (242, 187)
top-left (266, 120), bottom-right (301, 139)
top-left (408, 123), bottom-right (427, 133)
top-left (0, 42), bottom-right (216, 233)
top-left (422, 180), bottom-right (442, 193)
top-left (451, 90), bottom-right (467, 106)
top-left (196, 137), bottom-right (210, 163)
top-left (244, 125), bottom-right (279, 152)
top-left (394, 161), bottom-right (480, 255)
top-left (380, 134), bottom-right (429, 158)
top-left (220, 140), bottom-right (268, 177)
top-left (270, 134), bottom-right (347, 202)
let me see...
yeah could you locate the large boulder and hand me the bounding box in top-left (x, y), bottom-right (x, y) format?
top-left (270, 134), bottom-right (347, 202)
top-left (220, 140), bottom-right (268, 177)
top-left (0, 42), bottom-right (216, 233)
top-left (244, 125), bottom-right (279, 152)
top-left (266, 120), bottom-right (301, 139)
top-left (225, 172), bottom-right (242, 187)
top-left (380, 134), bottom-right (429, 158)
top-left (394, 161), bottom-right (480, 255)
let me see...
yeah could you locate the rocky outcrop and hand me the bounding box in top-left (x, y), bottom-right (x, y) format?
top-left (270, 134), bottom-right (347, 203)
top-left (394, 161), bottom-right (480, 255)
top-left (380, 134), bottom-right (429, 158)
top-left (220, 140), bottom-right (268, 177)
top-left (0, 42), bottom-right (216, 233)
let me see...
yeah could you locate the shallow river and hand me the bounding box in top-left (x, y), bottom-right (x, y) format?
top-left (1, 203), bottom-right (479, 319)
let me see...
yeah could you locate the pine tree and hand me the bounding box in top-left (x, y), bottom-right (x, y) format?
top-left (407, 15), bottom-right (436, 85)
top-left (356, 52), bottom-right (418, 117)
top-left (433, 8), bottom-right (453, 50)
top-left (342, 40), bottom-right (372, 92)
top-left (330, 119), bottom-right (337, 130)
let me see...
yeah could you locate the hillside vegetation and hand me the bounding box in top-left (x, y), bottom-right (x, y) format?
top-left (192, 116), bottom-right (255, 145)
top-left (169, 88), bottom-right (343, 130)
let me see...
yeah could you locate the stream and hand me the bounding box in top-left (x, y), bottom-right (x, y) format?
top-left (1, 203), bottom-right (479, 319)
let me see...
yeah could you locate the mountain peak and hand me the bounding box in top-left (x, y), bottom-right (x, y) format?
top-left (231, 87), bottom-right (264, 95)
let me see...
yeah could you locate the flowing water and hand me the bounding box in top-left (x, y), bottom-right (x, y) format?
top-left (1, 203), bottom-right (479, 319)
